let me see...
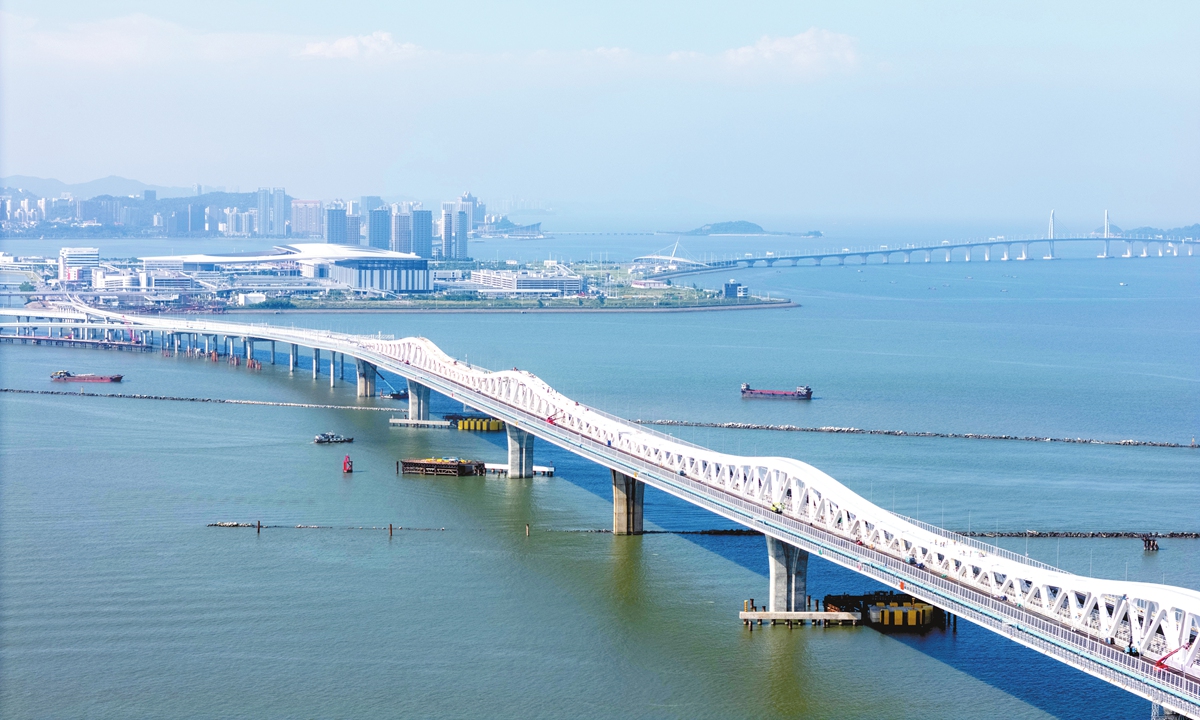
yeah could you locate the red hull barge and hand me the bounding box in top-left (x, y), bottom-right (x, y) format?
top-left (741, 382), bottom-right (812, 400)
top-left (51, 370), bottom-right (123, 383)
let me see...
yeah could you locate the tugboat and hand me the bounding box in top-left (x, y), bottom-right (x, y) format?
top-left (740, 382), bottom-right (812, 400)
top-left (314, 432), bottom-right (354, 444)
top-left (51, 370), bottom-right (123, 383)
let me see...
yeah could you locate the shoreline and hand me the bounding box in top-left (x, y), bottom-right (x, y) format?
top-left (223, 302), bottom-right (798, 315)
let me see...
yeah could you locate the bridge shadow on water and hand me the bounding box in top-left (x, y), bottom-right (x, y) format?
top-left (520, 435), bottom-right (1147, 720)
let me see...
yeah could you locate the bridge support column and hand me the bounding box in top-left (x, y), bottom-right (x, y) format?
top-left (903, 252), bottom-right (911, 264)
top-left (246, 339), bottom-right (254, 361)
top-left (312, 348), bottom-right (320, 378)
top-left (408, 380), bottom-right (430, 419)
top-left (270, 340), bottom-right (276, 364)
top-left (289, 344), bottom-right (297, 372)
top-left (612, 470), bottom-right (644, 535)
top-left (506, 426), bottom-right (535, 478)
top-left (355, 359), bottom-right (377, 396)
top-left (1044, 240), bottom-right (1056, 260)
top-left (330, 354), bottom-right (337, 387)
top-left (766, 536), bottom-right (808, 612)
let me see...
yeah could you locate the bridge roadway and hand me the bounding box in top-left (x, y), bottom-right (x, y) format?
top-left (643, 235), bottom-right (1197, 278)
top-left (4, 302), bottom-right (1200, 718)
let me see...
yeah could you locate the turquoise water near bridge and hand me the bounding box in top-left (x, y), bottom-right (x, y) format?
top-left (1, 248), bottom-right (1197, 718)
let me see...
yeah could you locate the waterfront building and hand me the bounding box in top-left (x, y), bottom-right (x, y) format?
top-left (470, 268), bottom-right (583, 295)
top-left (324, 208), bottom-right (347, 244)
top-left (368, 208), bottom-right (392, 249)
top-left (58, 247), bottom-right (100, 281)
top-left (271, 187), bottom-right (287, 236)
top-left (411, 210), bottom-right (433, 258)
top-left (139, 244), bottom-right (431, 293)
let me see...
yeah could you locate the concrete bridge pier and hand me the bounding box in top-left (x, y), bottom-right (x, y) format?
top-left (270, 340), bottom-right (276, 364)
top-left (766, 535), bottom-right (809, 612)
top-left (1001, 244), bottom-right (1010, 261)
top-left (612, 470), bottom-right (644, 535)
top-left (289, 344), bottom-right (297, 372)
top-left (903, 252), bottom-right (911, 264)
top-left (924, 250), bottom-right (931, 263)
top-left (983, 246), bottom-right (991, 261)
top-left (1100, 239), bottom-right (1111, 258)
top-left (407, 380), bottom-right (430, 419)
top-left (506, 426), bottom-right (535, 478)
top-left (1044, 240), bottom-right (1057, 260)
top-left (246, 338), bottom-right (254, 361)
top-left (312, 348), bottom-right (320, 378)
top-left (330, 354), bottom-right (337, 387)
top-left (945, 249), bottom-right (952, 262)
top-left (355, 358), bottom-right (376, 396)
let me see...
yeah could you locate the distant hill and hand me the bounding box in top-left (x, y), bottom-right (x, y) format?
top-left (677, 220), bottom-right (822, 237)
top-left (0, 175), bottom-right (193, 199)
top-left (1107, 223), bottom-right (1198, 238)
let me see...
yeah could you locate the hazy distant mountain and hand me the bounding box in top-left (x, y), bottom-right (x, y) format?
top-left (1108, 224), bottom-right (1198, 237)
top-left (0, 175), bottom-right (193, 199)
top-left (676, 220), bottom-right (822, 237)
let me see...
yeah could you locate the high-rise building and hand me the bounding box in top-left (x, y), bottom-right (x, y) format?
top-left (271, 187), bottom-right (288, 235)
top-left (143, 190), bottom-right (157, 202)
top-left (346, 214), bottom-right (362, 245)
top-left (454, 210), bottom-right (470, 260)
top-left (440, 205), bottom-right (454, 259)
top-left (292, 200), bottom-right (323, 237)
top-left (256, 188), bottom-right (270, 235)
top-left (367, 208), bottom-right (391, 249)
top-left (325, 208), bottom-right (348, 244)
top-left (457, 192), bottom-right (484, 229)
top-left (361, 196), bottom-right (385, 212)
top-left (411, 210), bottom-right (433, 258)
top-left (391, 211), bottom-right (413, 254)
top-left (346, 200), bottom-right (361, 216)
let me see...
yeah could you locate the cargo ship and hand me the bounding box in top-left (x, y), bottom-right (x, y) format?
top-left (740, 382), bottom-right (811, 400)
top-left (401, 457), bottom-right (486, 476)
top-left (51, 370), bottom-right (123, 383)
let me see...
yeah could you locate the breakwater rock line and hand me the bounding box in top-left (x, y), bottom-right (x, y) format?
top-left (2, 388), bottom-right (396, 412)
top-left (633, 419), bottom-right (1194, 449)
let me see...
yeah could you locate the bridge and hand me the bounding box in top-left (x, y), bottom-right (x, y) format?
top-left (639, 235), bottom-right (1197, 278)
top-left (3, 302), bottom-right (1199, 718)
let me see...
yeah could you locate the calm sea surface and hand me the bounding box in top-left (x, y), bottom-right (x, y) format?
top-left (2, 236), bottom-right (1198, 718)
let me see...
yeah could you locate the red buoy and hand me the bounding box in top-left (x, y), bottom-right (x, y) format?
top-left (343, 455), bottom-right (353, 473)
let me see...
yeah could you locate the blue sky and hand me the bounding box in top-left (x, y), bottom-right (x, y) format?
top-left (2, 1), bottom-right (1196, 231)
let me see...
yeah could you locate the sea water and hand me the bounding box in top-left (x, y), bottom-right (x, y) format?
top-left (1, 244), bottom-right (1197, 718)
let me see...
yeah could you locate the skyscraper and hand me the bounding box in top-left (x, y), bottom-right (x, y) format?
top-left (271, 188), bottom-right (288, 235)
top-left (457, 192), bottom-right (484, 229)
top-left (256, 188), bottom-right (270, 235)
top-left (411, 210), bottom-right (433, 258)
top-left (324, 208), bottom-right (347, 244)
top-left (454, 210), bottom-right (470, 260)
top-left (361, 196), bottom-right (385, 212)
top-left (367, 208), bottom-right (392, 249)
top-left (440, 206), bottom-right (454, 259)
top-left (346, 214), bottom-right (362, 245)
top-left (391, 211), bottom-right (413, 254)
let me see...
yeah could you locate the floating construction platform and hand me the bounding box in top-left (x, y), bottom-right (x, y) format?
top-left (739, 610), bottom-right (861, 626)
top-left (483, 463), bottom-right (555, 476)
top-left (824, 591), bottom-right (945, 632)
top-left (401, 458), bottom-right (486, 476)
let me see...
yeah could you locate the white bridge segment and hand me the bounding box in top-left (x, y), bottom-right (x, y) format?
top-left (8, 303), bottom-right (1200, 717)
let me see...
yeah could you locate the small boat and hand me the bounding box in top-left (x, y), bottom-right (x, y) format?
top-left (314, 432), bottom-right (354, 444)
top-left (740, 382), bottom-right (812, 400)
top-left (51, 370), bottom-right (123, 383)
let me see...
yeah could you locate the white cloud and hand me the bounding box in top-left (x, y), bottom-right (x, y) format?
top-left (300, 32), bottom-right (420, 60)
top-left (721, 30), bottom-right (859, 76)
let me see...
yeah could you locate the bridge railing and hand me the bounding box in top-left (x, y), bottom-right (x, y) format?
top-left (892, 513), bottom-right (1066, 574)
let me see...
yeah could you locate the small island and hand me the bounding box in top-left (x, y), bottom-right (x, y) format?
top-left (673, 220), bottom-right (821, 237)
